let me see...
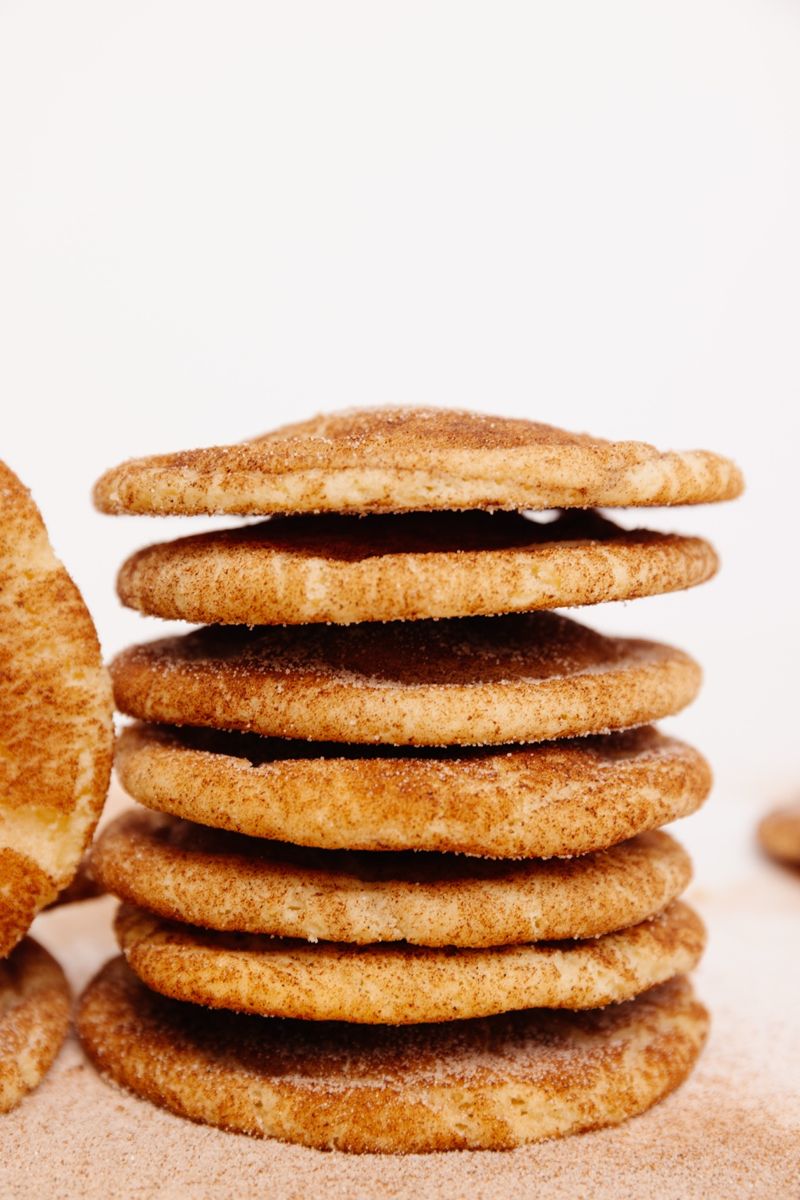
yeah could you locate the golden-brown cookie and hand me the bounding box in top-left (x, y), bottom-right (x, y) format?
top-left (0, 461), bottom-right (114, 957)
top-left (116, 723), bottom-right (711, 857)
top-left (77, 959), bottom-right (709, 1151)
top-left (93, 407), bottom-right (744, 516)
top-left (92, 810), bottom-right (692, 947)
top-left (110, 613), bottom-right (701, 746)
top-left (0, 938), bottom-right (71, 1113)
top-left (116, 510), bottom-right (718, 626)
top-left (758, 802), bottom-right (800, 865)
top-left (114, 900), bottom-right (705, 1023)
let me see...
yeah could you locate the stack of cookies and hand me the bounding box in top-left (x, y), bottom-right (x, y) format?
top-left (80, 408), bottom-right (742, 1152)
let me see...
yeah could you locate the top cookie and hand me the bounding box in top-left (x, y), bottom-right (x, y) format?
top-left (93, 407), bottom-right (744, 516)
top-left (0, 462), bottom-right (114, 957)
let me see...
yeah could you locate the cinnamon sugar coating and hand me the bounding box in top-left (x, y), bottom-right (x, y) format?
top-left (93, 407), bottom-right (743, 516)
top-left (110, 613), bottom-right (701, 746)
top-left (77, 959), bottom-right (709, 1152)
top-left (113, 900), bottom-right (705, 1023)
top-left (116, 723), bottom-right (711, 857)
top-left (0, 461), bottom-right (113, 956)
top-left (0, 938), bottom-right (71, 1113)
top-left (92, 810), bottom-right (691, 947)
top-left (116, 510), bottom-right (718, 626)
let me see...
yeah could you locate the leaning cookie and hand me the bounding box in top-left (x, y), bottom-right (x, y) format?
top-left (0, 461), bottom-right (113, 957)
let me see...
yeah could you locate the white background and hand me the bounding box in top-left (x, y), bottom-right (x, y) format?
top-left (1, 0), bottom-right (799, 830)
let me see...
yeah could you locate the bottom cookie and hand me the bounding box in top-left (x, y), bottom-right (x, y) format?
top-left (0, 937), bottom-right (71, 1113)
top-left (77, 957), bottom-right (708, 1153)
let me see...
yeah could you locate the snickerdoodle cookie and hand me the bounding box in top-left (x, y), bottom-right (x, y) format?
top-left (77, 960), bottom-right (708, 1151)
top-left (0, 938), bottom-right (71, 1113)
top-left (115, 510), bottom-right (718, 625)
top-left (110, 613), bottom-right (701, 746)
top-left (758, 802), bottom-right (800, 865)
top-left (115, 723), bottom-right (710, 857)
top-left (114, 900), bottom-right (705, 1024)
top-left (0, 461), bottom-right (113, 957)
top-left (93, 407), bottom-right (743, 516)
top-left (92, 810), bottom-right (691, 947)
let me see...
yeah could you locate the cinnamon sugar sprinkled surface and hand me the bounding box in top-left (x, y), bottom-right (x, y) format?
top-left (2, 785), bottom-right (797, 1199)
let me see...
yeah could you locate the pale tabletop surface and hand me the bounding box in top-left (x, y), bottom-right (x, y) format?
top-left (1, 779), bottom-right (797, 1200)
